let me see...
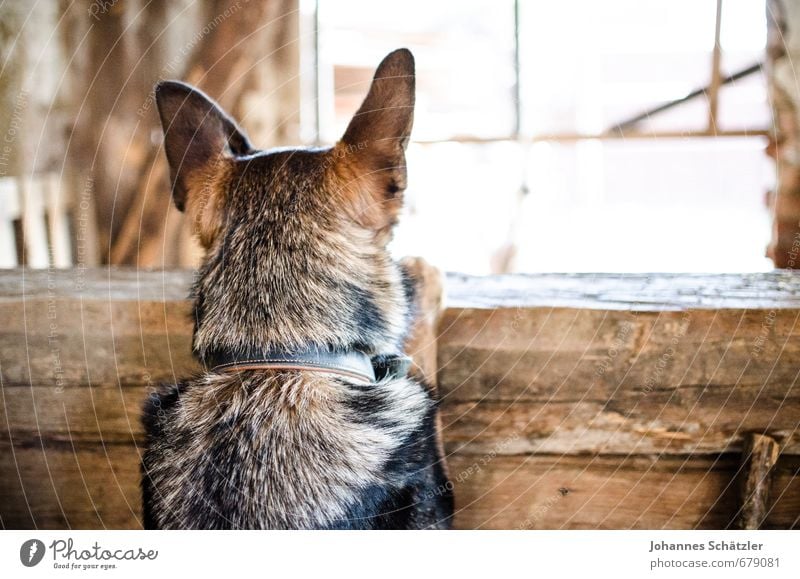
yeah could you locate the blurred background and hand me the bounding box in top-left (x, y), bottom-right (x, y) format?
top-left (0, 0), bottom-right (794, 274)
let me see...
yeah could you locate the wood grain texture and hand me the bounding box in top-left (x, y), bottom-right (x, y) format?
top-left (1, 269), bottom-right (799, 529)
top-left (736, 433), bottom-right (781, 529)
top-left (0, 270), bottom-right (199, 387)
top-left (5, 383), bottom-right (798, 456)
top-left (0, 441), bottom-right (143, 530)
top-left (437, 307), bottom-right (800, 455)
top-left (3, 443), bottom-right (797, 530)
top-left (448, 454), bottom-right (800, 530)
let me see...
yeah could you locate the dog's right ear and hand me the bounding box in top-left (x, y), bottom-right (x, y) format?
top-left (334, 49), bottom-right (415, 234)
top-left (155, 81), bottom-right (253, 245)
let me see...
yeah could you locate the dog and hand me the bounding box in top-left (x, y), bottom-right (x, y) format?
top-left (141, 49), bottom-right (454, 529)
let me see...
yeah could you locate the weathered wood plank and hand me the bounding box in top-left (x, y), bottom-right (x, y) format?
top-left (449, 454), bottom-right (800, 530)
top-left (444, 271), bottom-right (800, 310)
top-left (441, 393), bottom-right (800, 455)
top-left (1, 386), bottom-right (147, 444)
top-left (0, 268), bottom-right (194, 300)
top-left (0, 294), bottom-right (199, 387)
top-left (0, 441), bottom-right (142, 530)
top-left (437, 308), bottom-right (800, 404)
top-left (5, 384), bottom-right (799, 455)
top-left (2, 443), bottom-right (797, 530)
top-left (5, 269), bottom-right (800, 308)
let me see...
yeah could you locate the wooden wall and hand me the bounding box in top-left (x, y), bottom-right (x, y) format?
top-left (0, 0), bottom-right (300, 268)
top-left (767, 0), bottom-right (800, 268)
top-left (1, 270), bottom-right (799, 529)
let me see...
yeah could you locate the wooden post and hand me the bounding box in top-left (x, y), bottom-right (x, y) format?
top-left (0, 178), bottom-right (20, 267)
top-left (20, 177), bottom-right (49, 268)
top-left (44, 174), bottom-right (73, 267)
top-left (766, 0), bottom-right (800, 268)
top-left (736, 433), bottom-right (780, 529)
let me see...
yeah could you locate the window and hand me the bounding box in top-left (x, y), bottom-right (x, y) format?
top-left (304, 0), bottom-right (773, 273)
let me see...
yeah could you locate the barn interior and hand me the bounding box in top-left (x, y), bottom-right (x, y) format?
top-left (0, 0), bottom-right (798, 530)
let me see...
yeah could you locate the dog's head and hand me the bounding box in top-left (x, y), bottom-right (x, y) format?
top-left (155, 49), bottom-right (416, 359)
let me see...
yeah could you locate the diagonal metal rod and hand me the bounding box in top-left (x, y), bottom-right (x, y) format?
top-left (607, 61), bottom-right (763, 135)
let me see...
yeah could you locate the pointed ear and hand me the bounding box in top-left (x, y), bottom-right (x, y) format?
top-left (155, 81), bottom-right (253, 246)
top-left (334, 49), bottom-right (415, 231)
top-left (341, 48), bottom-right (415, 156)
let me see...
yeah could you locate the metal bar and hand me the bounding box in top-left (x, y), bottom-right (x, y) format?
top-left (513, 0), bottom-right (522, 139)
top-left (313, 0), bottom-right (321, 145)
top-left (606, 61), bottom-right (763, 135)
top-left (708, 0), bottom-right (724, 131)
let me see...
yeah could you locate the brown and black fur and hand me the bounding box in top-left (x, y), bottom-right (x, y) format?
top-left (141, 49), bottom-right (453, 529)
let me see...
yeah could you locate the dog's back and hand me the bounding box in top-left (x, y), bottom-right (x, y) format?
top-left (141, 49), bottom-right (453, 529)
top-left (143, 372), bottom-right (449, 529)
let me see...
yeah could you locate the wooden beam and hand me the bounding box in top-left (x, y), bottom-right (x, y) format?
top-left (2, 441), bottom-right (797, 530)
top-left (450, 454), bottom-right (800, 530)
top-left (707, 0), bottom-right (724, 131)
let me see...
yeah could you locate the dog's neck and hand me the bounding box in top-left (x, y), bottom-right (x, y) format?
top-left (189, 242), bottom-right (411, 367)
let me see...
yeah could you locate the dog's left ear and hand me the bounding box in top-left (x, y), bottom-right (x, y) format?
top-left (155, 81), bottom-right (253, 247)
top-left (335, 49), bottom-right (415, 231)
